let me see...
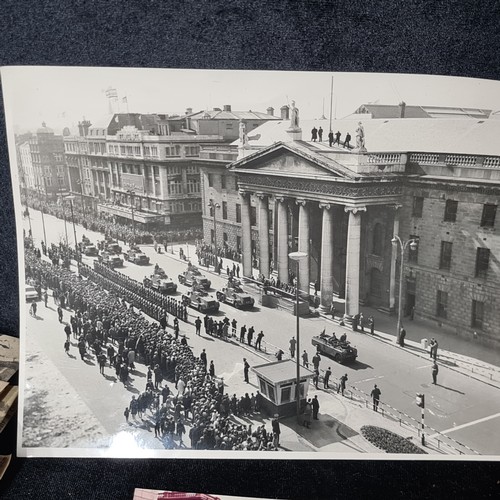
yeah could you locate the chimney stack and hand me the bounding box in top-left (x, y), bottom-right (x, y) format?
top-left (267, 107), bottom-right (274, 116)
top-left (280, 105), bottom-right (290, 120)
top-left (186, 107), bottom-right (193, 115)
top-left (78, 122), bottom-right (84, 137)
top-left (223, 104), bottom-right (232, 112)
top-left (399, 101), bottom-right (406, 118)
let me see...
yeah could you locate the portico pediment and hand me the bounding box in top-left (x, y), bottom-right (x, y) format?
top-left (230, 141), bottom-right (356, 180)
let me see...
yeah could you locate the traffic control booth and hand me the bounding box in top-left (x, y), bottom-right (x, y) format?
top-left (252, 359), bottom-right (314, 417)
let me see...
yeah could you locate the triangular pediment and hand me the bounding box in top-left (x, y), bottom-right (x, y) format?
top-left (230, 142), bottom-right (356, 179)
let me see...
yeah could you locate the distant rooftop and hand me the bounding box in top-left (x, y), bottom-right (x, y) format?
top-left (190, 108), bottom-right (280, 121)
top-left (350, 103), bottom-right (492, 120)
top-left (252, 359), bottom-right (314, 384)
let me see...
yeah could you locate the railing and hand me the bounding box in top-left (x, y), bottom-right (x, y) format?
top-left (483, 157), bottom-right (500, 168)
top-left (366, 153), bottom-right (402, 164)
top-left (409, 153), bottom-right (440, 164)
top-left (445, 154), bottom-right (477, 167)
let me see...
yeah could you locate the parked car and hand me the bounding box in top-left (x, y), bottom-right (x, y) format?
top-left (25, 284), bottom-right (39, 302)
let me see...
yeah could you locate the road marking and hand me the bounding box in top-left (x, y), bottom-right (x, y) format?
top-left (429, 412), bottom-right (500, 437)
top-left (356, 375), bottom-right (385, 383)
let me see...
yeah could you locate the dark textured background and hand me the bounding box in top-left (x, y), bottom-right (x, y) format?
top-left (1, 1), bottom-right (499, 498)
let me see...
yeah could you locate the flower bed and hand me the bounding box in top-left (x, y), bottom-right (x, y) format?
top-left (361, 425), bottom-right (427, 454)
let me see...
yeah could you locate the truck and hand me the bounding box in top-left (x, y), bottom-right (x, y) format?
top-left (123, 247), bottom-right (150, 265)
top-left (216, 281), bottom-right (255, 309)
top-left (98, 251), bottom-right (124, 268)
top-left (311, 331), bottom-right (358, 364)
top-left (181, 289), bottom-right (220, 313)
top-left (143, 273), bottom-right (178, 294)
top-left (178, 270), bottom-right (211, 289)
top-left (81, 242), bottom-right (99, 257)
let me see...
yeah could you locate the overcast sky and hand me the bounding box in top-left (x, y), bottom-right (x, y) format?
top-left (2, 66), bottom-right (500, 134)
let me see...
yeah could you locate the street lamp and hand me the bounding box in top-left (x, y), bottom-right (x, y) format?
top-left (207, 200), bottom-right (220, 266)
top-left (65, 195), bottom-right (80, 274)
top-left (37, 180), bottom-right (48, 248)
top-left (391, 236), bottom-right (418, 345)
top-left (288, 251), bottom-right (308, 423)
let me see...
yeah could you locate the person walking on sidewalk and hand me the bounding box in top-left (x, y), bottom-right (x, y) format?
top-left (312, 352), bottom-right (321, 371)
top-left (432, 362), bottom-right (439, 385)
top-left (289, 336), bottom-right (296, 358)
top-left (330, 303), bottom-right (336, 320)
top-left (371, 384), bottom-right (381, 412)
top-left (430, 338), bottom-right (439, 360)
top-left (255, 331), bottom-right (264, 350)
top-left (399, 327), bottom-right (406, 347)
top-left (195, 316), bottom-right (202, 336)
top-left (368, 315), bottom-right (375, 335)
top-left (240, 325), bottom-right (247, 343)
top-left (302, 350), bottom-right (309, 368)
top-left (324, 367), bottom-right (332, 389)
top-left (272, 414), bottom-right (281, 447)
top-left (337, 373), bottom-right (348, 396)
top-left (312, 395), bottom-right (320, 420)
top-left (243, 358), bottom-right (250, 383)
top-left (313, 369), bottom-right (320, 389)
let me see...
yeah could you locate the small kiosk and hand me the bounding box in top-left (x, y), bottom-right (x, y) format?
top-left (252, 359), bottom-right (314, 417)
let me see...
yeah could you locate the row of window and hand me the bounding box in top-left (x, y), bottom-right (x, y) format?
top-left (437, 292), bottom-right (485, 329)
top-left (412, 197), bottom-right (497, 227)
top-left (207, 173), bottom-right (236, 191)
top-left (210, 200), bottom-right (265, 228)
top-left (437, 242), bottom-right (490, 278)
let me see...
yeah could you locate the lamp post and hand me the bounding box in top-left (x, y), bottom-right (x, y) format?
top-left (208, 200), bottom-right (220, 267)
top-left (391, 236), bottom-right (418, 345)
top-left (288, 251), bottom-right (308, 422)
top-left (37, 181), bottom-right (47, 248)
top-left (65, 195), bottom-right (80, 274)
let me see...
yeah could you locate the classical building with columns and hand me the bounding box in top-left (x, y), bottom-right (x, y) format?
top-left (197, 113), bottom-right (500, 346)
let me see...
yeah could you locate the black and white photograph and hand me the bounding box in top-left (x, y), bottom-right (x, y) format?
top-left (2, 66), bottom-right (500, 459)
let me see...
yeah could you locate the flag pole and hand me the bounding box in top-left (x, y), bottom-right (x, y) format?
top-left (329, 75), bottom-right (334, 132)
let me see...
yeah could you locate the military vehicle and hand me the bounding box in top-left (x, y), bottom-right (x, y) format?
top-left (123, 247), bottom-right (150, 265)
top-left (178, 270), bottom-right (211, 289)
top-left (98, 251), bottom-right (124, 268)
top-left (311, 330), bottom-right (358, 364)
top-left (143, 273), bottom-right (178, 294)
top-left (181, 288), bottom-right (220, 313)
top-left (216, 280), bottom-right (255, 309)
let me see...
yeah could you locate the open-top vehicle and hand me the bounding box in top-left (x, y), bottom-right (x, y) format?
top-left (98, 251), bottom-right (124, 268)
top-left (311, 330), bottom-right (358, 364)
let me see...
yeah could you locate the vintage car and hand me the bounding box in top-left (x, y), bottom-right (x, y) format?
top-left (181, 289), bottom-right (220, 313)
top-left (25, 284), bottom-right (39, 302)
top-left (123, 247), bottom-right (150, 265)
top-left (216, 281), bottom-right (255, 309)
top-left (143, 273), bottom-right (178, 294)
top-left (311, 331), bottom-right (358, 364)
top-left (98, 251), bottom-right (124, 268)
top-left (178, 270), bottom-right (211, 289)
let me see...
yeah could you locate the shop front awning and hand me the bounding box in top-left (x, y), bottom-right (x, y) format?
top-left (97, 203), bottom-right (167, 224)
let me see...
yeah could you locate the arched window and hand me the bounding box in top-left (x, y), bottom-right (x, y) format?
top-left (370, 268), bottom-right (382, 297)
top-left (372, 223), bottom-right (384, 256)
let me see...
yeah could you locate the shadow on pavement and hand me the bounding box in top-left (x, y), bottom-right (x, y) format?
top-left (283, 413), bottom-right (358, 448)
top-left (349, 361), bottom-right (373, 371)
top-left (437, 383), bottom-right (465, 395)
top-left (103, 373), bottom-right (117, 383)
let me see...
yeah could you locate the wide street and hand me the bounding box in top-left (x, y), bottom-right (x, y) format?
top-left (22, 207), bottom-right (500, 455)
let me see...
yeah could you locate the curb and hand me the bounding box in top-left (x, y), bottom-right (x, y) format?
top-left (318, 311), bottom-right (500, 391)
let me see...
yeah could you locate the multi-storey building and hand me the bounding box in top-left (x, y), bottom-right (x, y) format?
top-left (24, 123), bottom-right (69, 200)
top-left (60, 108), bottom-right (280, 231)
top-left (198, 113), bottom-right (500, 347)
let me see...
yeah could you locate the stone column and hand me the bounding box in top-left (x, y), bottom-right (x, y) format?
top-left (344, 206), bottom-right (366, 322)
top-left (239, 190), bottom-right (252, 278)
top-left (389, 205), bottom-right (402, 312)
top-left (319, 203), bottom-right (334, 312)
top-left (257, 193), bottom-right (270, 278)
top-left (296, 199), bottom-right (310, 297)
top-left (276, 196), bottom-right (289, 283)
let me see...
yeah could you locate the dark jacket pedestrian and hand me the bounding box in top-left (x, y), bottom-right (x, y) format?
top-left (334, 131), bottom-right (341, 145)
top-left (328, 131), bottom-right (334, 147)
top-left (243, 358), bottom-right (250, 383)
top-left (399, 327), bottom-right (406, 347)
top-left (312, 395), bottom-right (320, 419)
top-left (371, 384), bottom-right (381, 411)
top-left (311, 127), bottom-right (318, 141)
top-left (344, 133), bottom-right (351, 148)
top-left (318, 126), bottom-right (323, 142)
top-left (324, 367), bottom-right (332, 389)
top-left (338, 373), bottom-right (348, 395)
top-left (432, 363), bottom-right (439, 384)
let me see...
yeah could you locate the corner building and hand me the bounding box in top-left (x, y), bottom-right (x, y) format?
top-left (198, 116), bottom-right (500, 347)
